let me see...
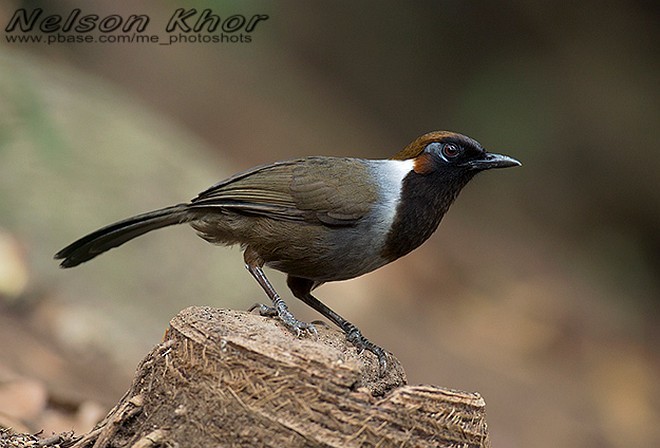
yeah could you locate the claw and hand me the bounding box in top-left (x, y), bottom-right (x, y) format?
top-left (374, 348), bottom-right (388, 374)
top-left (289, 319), bottom-right (317, 339)
top-left (310, 319), bottom-right (330, 328)
top-left (306, 323), bottom-right (319, 339)
top-left (248, 303), bottom-right (277, 316)
top-left (345, 326), bottom-right (389, 373)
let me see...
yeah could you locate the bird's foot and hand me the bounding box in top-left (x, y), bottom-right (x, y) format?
top-left (248, 302), bottom-right (277, 316)
top-left (249, 301), bottom-right (317, 338)
top-left (345, 325), bottom-right (389, 373)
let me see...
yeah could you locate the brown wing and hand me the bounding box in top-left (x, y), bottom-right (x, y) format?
top-left (190, 157), bottom-right (377, 226)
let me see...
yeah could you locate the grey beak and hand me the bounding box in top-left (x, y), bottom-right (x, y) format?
top-left (467, 152), bottom-right (522, 170)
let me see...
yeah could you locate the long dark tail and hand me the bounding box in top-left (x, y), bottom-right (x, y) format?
top-left (55, 204), bottom-right (193, 268)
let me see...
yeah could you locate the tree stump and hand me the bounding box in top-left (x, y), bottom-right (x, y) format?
top-left (69, 306), bottom-right (490, 448)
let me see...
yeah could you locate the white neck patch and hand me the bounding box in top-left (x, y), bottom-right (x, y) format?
top-left (369, 159), bottom-right (415, 232)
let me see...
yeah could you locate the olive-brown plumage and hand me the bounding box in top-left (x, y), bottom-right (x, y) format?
top-left (55, 131), bottom-right (520, 370)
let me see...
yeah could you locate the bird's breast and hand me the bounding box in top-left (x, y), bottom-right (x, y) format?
top-left (381, 168), bottom-right (473, 261)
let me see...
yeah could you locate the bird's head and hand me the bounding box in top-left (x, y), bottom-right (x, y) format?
top-left (379, 131), bottom-right (522, 260)
top-left (392, 131), bottom-right (521, 176)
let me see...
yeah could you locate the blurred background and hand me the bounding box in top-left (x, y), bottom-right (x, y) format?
top-left (0, 0), bottom-right (658, 447)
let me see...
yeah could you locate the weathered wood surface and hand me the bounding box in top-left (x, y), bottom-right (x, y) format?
top-left (56, 306), bottom-right (489, 447)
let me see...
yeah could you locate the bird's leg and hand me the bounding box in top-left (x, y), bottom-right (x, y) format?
top-left (244, 250), bottom-right (317, 337)
top-left (287, 276), bottom-right (389, 372)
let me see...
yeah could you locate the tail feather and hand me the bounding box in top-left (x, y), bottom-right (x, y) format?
top-left (55, 204), bottom-right (192, 268)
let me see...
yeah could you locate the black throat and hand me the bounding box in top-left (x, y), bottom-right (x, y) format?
top-left (381, 168), bottom-right (476, 261)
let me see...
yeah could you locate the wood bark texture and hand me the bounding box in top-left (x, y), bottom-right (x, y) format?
top-left (63, 306), bottom-right (490, 448)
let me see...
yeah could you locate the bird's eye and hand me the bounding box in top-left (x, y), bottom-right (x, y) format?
top-left (441, 143), bottom-right (460, 159)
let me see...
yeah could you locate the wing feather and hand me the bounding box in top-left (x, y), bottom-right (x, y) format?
top-left (190, 157), bottom-right (377, 226)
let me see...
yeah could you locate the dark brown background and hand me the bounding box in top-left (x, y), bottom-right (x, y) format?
top-left (0, 1), bottom-right (658, 447)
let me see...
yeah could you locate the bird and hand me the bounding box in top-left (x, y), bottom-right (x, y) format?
top-left (55, 130), bottom-right (521, 370)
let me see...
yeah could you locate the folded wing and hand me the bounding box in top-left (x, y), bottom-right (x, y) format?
top-left (190, 157), bottom-right (377, 226)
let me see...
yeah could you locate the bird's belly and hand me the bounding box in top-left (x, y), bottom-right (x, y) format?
top-left (191, 212), bottom-right (392, 282)
top-left (264, 224), bottom-right (390, 282)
